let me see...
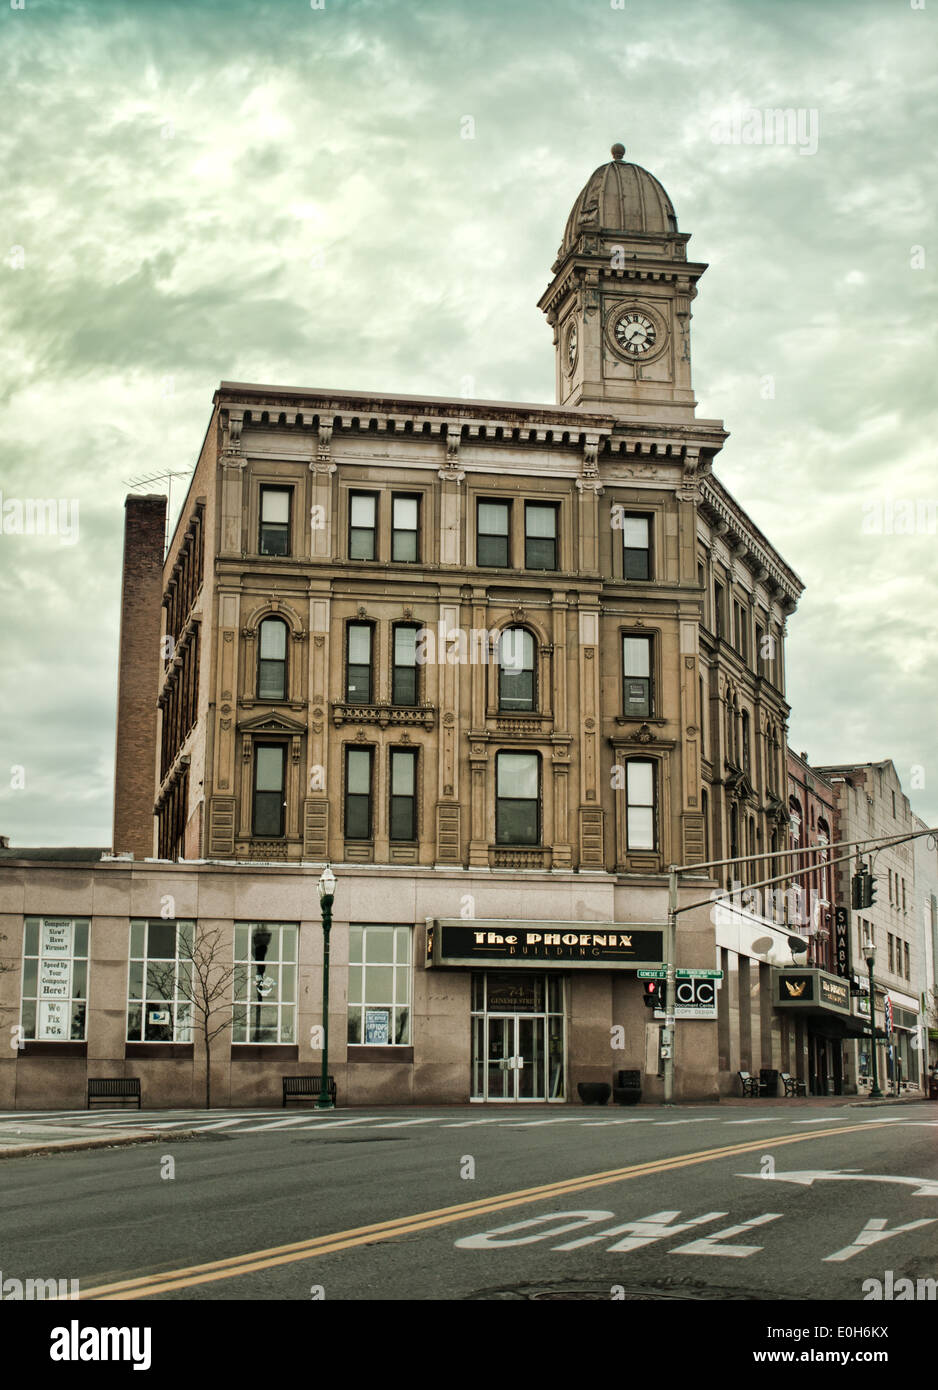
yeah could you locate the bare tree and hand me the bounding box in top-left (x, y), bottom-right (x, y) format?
top-left (150, 925), bottom-right (235, 1109)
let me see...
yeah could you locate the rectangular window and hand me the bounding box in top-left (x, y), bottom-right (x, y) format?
top-left (496, 751), bottom-right (539, 845)
top-left (349, 492), bottom-right (378, 560)
top-left (392, 495), bottom-right (420, 563)
top-left (755, 623), bottom-right (766, 676)
top-left (345, 746), bottom-right (373, 840)
top-left (904, 941), bottom-right (910, 979)
top-left (524, 503), bottom-right (558, 571)
top-left (232, 923), bottom-right (297, 1044)
top-left (253, 744), bottom-right (285, 837)
top-left (347, 925), bottom-right (412, 1045)
top-left (21, 917), bottom-right (89, 1042)
top-left (392, 625), bottom-right (418, 706)
top-left (390, 748), bottom-right (418, 841)
top-left (346, 623), bottom-right (373, 704)
top-left (887, 933), bottom-right (894, 973)
top-left (734, 600), bottom-right (749, 663)
top-left (626, 760), bottom-right (656, 850)
top-left (714, 581), bottom-right (726, 639)
top-left (622, 514), bottom-right (651, 580)
top-left (127, 919), bottom-right (194, 1042)
top-left (623, 635), bottom-right (652, 717)
top-left (259, 487), bottom-right (291, 557)
top-left (477, 500), bottom-right (510, 567)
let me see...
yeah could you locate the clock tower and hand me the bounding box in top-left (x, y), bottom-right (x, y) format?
top-left (539, 144), bottom-right (708, 422)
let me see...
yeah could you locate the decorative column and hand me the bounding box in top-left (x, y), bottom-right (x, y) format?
top-left (309, 425), bottom-right (336, 560)
top-left (577, 605), bottom-right (604, 867)
top-left (304, 595), bottom-right (331, 860)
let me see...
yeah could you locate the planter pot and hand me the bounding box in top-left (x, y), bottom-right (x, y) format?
top-left (577, 1081), bottom-right (611, 1106)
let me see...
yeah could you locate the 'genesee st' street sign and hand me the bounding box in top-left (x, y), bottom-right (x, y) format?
top-left (429, 920), bottom-right (664, 970)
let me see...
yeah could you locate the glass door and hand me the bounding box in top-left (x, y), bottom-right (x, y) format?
top-left (470, 973), bottom-right (565, 1102)
top-left (486, 1016), bottom-right (514, 1100)
top-left (517, 1016), bottom-right (545, 1100)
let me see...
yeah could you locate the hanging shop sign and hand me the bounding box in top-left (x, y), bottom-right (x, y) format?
top-left (834, 906), bottom-right (851, 979)
top-left (774, 969), bottom-right (852, 1014)
top-left (654, 977), bottom-right (719, 1021)
top-left (428, 920), bottom-right (664, 970)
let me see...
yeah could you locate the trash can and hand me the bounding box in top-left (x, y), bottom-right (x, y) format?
top-left (759, 1068), bottom-right (779, 1098)
top-left (613, 1069), bottom-right (642, 1106)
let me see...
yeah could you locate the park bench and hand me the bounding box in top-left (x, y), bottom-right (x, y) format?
top-left (282, 1075), bottom-right (337, 1107)
top-left (780, 1072), bottom-right (806, 1097)
top-left (87, 1077), bottom-right (141, 1109)
top-left (737, 1070), bottom-right (759, 1097)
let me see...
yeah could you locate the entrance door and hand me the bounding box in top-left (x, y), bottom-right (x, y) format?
top-left (476, 1015), bottom-right (547, 1101)
top-left (470, 972), bottom-right (565, 1102)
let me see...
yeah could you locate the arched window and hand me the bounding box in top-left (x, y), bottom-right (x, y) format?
top-left (258, 618), bottom-right (288, 701)
top-left (741, 710), bottom-right (751, 773)
top-left (498, 628), bottom-right (536, 712)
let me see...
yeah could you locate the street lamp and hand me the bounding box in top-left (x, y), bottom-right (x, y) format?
top-left (863, 936), bottom-right (883, 1100)
top-left (317, 864), bottom-right (336, 1110)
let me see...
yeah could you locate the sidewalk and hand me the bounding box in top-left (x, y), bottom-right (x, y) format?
top-left (0, 1120), bottom-right (198, 1160)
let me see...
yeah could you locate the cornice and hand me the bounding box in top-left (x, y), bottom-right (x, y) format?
top-left (699, 477), bottom-right (803, 606)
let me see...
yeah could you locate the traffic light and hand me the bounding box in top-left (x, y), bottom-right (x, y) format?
top-left (643, 980), bottom-right (662, 1009)
top-left (851, 873), bottom-right (863, 910)
top-left (852, 866), bottom-right (877, 910)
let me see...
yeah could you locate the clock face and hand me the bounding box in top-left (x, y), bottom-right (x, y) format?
top-left (614, 312), bottom-right (657, 356)
top-left (565, 322), bottom-right (578, 372)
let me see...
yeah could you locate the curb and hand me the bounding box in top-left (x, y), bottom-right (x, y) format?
top-left (0, 1130), bottom-right (201, 1160)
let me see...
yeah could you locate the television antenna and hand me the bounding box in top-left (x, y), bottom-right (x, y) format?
top-left (123, 470), bottom-right (191, 555)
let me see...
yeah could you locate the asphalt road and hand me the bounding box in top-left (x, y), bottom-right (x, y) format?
top-left (1, 1102), bottom-right (937, 1310)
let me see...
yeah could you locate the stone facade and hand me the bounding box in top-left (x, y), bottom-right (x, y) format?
top-left (3, 149), bottom-right (813, 1107)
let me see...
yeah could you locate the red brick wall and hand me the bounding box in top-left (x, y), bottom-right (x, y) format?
top-left (113, 495), bottom-right (166, 857)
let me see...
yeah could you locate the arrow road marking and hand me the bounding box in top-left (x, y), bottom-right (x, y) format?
top-left (736, 1168), bottom-right (938, 1198)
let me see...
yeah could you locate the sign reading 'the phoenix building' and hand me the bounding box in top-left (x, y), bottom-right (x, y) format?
top-left (428, 920), bottom-right (664, 970)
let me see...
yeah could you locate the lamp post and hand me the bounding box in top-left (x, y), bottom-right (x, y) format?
top-left (317, 864), bottom-right (336, 1110)
top-left (863, 937), bottom-right (883, 1099)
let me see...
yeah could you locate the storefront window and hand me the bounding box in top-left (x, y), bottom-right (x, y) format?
top-left (232, 923), bottom-right (297, 1043)
top-left (21, 917), bottom-right (89, 1041)
top-left (127, 919), bottom-right (194, 1042)
top-left (348, 926), bottom-right (412, 1045)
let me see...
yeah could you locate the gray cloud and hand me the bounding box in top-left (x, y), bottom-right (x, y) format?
top-left (1, 0), bottom-right (936, 844)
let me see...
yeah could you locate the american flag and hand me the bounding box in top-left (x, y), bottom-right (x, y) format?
top-left (884, 995), bottom-right (894, 1035)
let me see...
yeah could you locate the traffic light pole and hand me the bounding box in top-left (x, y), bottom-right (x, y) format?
top-left (663, 868), bottom-right (678, 1104)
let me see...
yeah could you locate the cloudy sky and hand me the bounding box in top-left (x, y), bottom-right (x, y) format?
top-left (0, 0), bottom-right (936, 845)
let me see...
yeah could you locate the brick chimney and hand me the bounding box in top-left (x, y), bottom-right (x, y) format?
top-left (112, 495), bottom-right (167, 857)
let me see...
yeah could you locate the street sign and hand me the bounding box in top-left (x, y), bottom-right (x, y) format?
top-left (655, 977), bottom-right (719, 1021)
top-left (637, 968), bottom-right (666, 979)
top-left (675, 969), bottom-right (723, 979)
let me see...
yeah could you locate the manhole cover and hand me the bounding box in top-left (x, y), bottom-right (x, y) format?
top-left (467, 1279), bottom-right (786, 1301)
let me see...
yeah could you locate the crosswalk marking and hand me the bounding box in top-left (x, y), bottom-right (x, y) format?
top-left (0, 1107), bottom-right (920, 1141)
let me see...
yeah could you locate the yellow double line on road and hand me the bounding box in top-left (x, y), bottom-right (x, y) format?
top-left (80, 1121), bottom-right (889, 1299)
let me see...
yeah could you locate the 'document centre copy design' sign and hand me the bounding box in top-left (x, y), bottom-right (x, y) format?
top-left (428, 920), bottom-right (664, 970)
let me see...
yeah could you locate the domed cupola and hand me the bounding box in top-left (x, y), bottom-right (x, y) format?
top-left (560, 143), bottom-right (678, 257)
top-left (538, 144), bottom-right (707, 421)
